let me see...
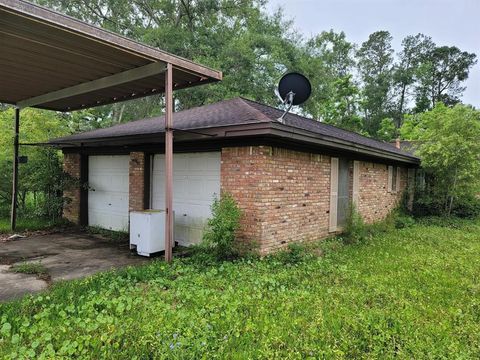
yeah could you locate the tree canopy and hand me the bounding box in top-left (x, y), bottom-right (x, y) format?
top-left (27, 0), bottom-right (477, 138)
top-left (401, 103), bottom-right (480, 216)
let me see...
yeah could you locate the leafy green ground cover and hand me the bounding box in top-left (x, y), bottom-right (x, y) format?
top-left (1, 218), bottom-right (479, 359)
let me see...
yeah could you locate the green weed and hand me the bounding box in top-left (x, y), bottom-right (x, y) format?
top-left (10, 262), bottom-right (48, 277)
top-left (0, 217), bottom-right (479, 359)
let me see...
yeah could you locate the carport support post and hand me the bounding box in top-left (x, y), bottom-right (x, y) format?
top-left (10, 108), bottom-right (20, 231)
top-left (164, 63), bottom-right (174, 263)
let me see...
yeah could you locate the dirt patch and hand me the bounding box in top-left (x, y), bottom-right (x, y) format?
top-left (0, 253), bottom-right (59, 266)
top-left (0, 255), bottom-right (19, 265)
top-left (1, 228), bottom-right (67, 243)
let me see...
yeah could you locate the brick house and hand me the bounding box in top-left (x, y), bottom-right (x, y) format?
top-left (53, 97), bottom-right (419, 254)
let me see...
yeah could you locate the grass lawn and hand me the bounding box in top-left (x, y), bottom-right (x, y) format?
top-left (0, 218), bottom-right (64, 234)
top-left (1, 218), bottom-right (479, 358)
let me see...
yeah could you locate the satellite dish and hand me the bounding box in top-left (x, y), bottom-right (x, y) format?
top-left (276, 72), bottom-right (311, 123)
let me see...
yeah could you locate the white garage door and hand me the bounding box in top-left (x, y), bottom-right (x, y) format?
top-left (88, 155), bottom-right (129, 231)
top-left (151, 152), bottom-right (221, 246)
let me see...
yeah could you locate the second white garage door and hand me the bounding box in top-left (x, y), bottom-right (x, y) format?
top-left (88, 155), bottom-right (129, 232)
top-left (151, 152), bottom-right (221, 246)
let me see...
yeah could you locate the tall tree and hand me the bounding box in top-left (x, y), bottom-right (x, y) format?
top-left (0, 108), bottom-right (70, 217)
top-left (356, 31), bottom-right (394, 136)
top-left (36, 0), bottom-right (301, 120)
top-left (414, 46), bottom-right (477, 112)
top-left (400, 103), bottom-right (480, 216)
top-left (392, 34), bottom-right (435, 127)
top-left (301, 30), bottom-right (361, 131)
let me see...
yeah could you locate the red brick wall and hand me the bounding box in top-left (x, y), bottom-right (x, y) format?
top-left (63, 147), bottom-right (409, 252)
top-left (63, 153), bottom-right (81, 224)
top-left (221, 147), bottom-right (266, 247)
top-left (129, 152), bottom-right (146, 212)
top-left (357, 162), bottom-right (407, 223)
top-left (221, 146), bottom-right (409, 254)
top-left (221, 146), bottom-right (331, 254)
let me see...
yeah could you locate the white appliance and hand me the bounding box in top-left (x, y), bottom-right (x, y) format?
top-left (129, 210), bottom-right (174, 257)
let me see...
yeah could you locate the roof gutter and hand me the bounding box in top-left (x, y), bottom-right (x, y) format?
top-left (267, 122), bottom-right (420, 164)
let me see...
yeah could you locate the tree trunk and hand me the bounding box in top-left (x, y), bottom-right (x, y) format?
top-left (397, 84), bottom-right (407, 128)
top-left (21, 190), bottom-right (27, 211)
top-left (447, 168), bottom-right (458, 216)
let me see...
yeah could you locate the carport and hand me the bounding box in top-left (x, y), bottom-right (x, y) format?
top-left (0, 0), bottom-right (222, 262)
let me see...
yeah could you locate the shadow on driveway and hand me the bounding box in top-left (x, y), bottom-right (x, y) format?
top-left (0, 232), bottom-right (148, 302)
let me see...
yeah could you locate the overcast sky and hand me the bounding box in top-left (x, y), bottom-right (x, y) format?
top-left (266, 0), bottom-right (479, 107)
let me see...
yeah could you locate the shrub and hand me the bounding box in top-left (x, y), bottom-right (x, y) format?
top-left (394, 213), bottom-right (416, 229)
top-left (202, 193), bottom-right (242, 260)
top-left (275, 243), bottom-right (309, 265)
top-left (400, 104), bottom-right (480, 216)
top-left (412, 192), bottom-right (480, 219)
top-left (451, 196), bottom-right (480, 219)
top-left (342, 204), bottom-right (367, 244)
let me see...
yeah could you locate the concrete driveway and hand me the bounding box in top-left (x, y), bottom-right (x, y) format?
top-left (0, 232), bottom-right (148, 302)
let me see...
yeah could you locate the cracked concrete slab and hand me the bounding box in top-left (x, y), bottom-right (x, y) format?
top-left (0, 265), bottom-right (48, 300)
top-left (0, 233), bottom-right (148, 302)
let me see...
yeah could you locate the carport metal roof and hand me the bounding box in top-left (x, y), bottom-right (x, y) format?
top-left (0, 0), bottom-right (222, 111)
top-left (0, 0), bottom-right (222, 263)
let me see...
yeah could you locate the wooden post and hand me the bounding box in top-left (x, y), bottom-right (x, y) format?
top-left (10, 108), bottom-right (20, 231)
top-left (164, 63), bottom-right (174, 263)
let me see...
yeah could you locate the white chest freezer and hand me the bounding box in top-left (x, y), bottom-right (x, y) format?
top-left (129, 210), bottom-right (174, 257)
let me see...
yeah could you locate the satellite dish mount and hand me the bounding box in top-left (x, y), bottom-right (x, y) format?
top-left (276, 72), bottom-right (312, 124)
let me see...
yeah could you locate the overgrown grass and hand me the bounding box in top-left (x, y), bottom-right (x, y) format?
top-left (1, 218), bottom-right (479, 358)
top-left (0, 218), bottom-right (68, 234)
top-left (10, 262), bottom-right (49, 277)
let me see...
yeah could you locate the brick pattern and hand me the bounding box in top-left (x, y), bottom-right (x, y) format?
top-left (356, 162), bottom-right (407, 223)
top-left (260, 148), bottom-right (331, 253)
top-left (221, 146), bottom-right (408, 254)
top-left (129, 152), bottom-right (146, 212)
top-left (63, 147), bottom-right (409, 253)
top-left (221, 146), bottom-right (331, 254)
top-left (221, 147), bottom-right (266, 246)
top-left (63, 153), bottom-right (81, 224)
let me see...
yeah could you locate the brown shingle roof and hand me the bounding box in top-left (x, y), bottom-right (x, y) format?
top-left (53, 97), bottom-right (418, 161)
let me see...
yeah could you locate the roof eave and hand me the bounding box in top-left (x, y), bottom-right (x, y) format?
top-left (53, 122), bottom-right (420, 165)
top-left (268, 122), bottom-right (420, 165)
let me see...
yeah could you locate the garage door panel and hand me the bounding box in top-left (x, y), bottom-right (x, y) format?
top-left (88, 155), bottom-right (129, 232)
top-left (204, 179), bottom-right (221, 198)
top-left (88, 210), bottom-right (128, 232)
top-left (151, 152), bottom-right (220, 246)
top-left (90, 176), bottom-right (128, 193)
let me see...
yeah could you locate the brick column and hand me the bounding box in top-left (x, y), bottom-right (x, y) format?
top-left (129, 152), bottom-right (146, 212)
top-left (63, 153), bottom-right (81, 224)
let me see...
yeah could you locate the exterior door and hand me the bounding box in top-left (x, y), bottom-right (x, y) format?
top-left (151, 152), bottom-right (221, 246)
top-left (337, 158), bottom-right (351, 228)
top-left (88, 155), bottom-right (130, 231)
